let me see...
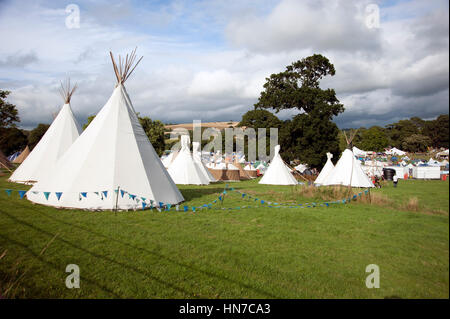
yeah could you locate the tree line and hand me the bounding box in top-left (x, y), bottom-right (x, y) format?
top-left (346, 115), bottom-right (449, 153)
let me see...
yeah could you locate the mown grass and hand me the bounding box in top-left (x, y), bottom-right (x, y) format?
top-left (0, 171), bottom-right (448, 299)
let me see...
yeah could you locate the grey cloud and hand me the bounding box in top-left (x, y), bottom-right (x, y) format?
top-left (0, 51), bottom-right (38, 67)
top-left (226, 0), bottom-right (382, 53)
top-left (334, 89), bottom-right (449, 128)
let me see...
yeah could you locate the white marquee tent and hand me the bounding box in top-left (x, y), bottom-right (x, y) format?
top-left (386, 147), bottom-right (406, 156)
top-left (27, 50), bottom-right (184, 209)
top-left (352, 146), bottom-right (368, 157)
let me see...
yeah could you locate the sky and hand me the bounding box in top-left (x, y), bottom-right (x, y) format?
top-left (0, 0), bottom-right (448, 130)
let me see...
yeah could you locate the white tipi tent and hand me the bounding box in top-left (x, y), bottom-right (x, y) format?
top-left (314, 152), bottom-right (334, 185)
top-left (27, 49), bottom-right (184, 209)
top-left (167, 135), bottom-right (210, 185)
top-left (322, 131), bottom-right (374, 188)
top-left (192, 141), bottom-right (216, 182)
top-left (161, 151), bottom-right (176, 168)
top-left (259, 145), bottom-right (297, 185)
top-left (9, 80), bottom-right (81, 184)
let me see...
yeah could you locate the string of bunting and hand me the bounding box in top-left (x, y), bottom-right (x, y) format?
top-left (1, 184), bottom-right (370, 212)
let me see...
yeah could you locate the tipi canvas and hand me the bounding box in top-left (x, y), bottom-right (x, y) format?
top-left (9, 80), bottom-right (81, 184)
top-left (27, 49), bottom-right (184, 209)
top-left (12, 146), bottom-right (30, 164)
top-left (0, 149), bottom-right (12, 171)
top-left (192, 141), bottom-right (216, 182)
top-left (167, 136), bottom-right (210, 185)
top-left (322, 149), bottom-right (374, 188)
top-left (259, 145), bottom-right (297, 185)
top-left (314, 152), bottom-right (334, 185)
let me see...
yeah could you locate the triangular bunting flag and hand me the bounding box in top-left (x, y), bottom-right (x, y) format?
top-left (18, 190), bottom-right (27, 199)
top-left (55, 192), bottom-right (63, 201)
top-left (44, 192), bottom-right (50, 200)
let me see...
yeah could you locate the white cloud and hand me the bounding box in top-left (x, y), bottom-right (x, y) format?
top-left (0, 0), bottom-right (448, 130)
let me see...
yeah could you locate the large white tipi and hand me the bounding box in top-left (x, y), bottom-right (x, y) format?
top-left (27, 49), bottom-right (184, 209)
top-left (9, 80), bottom-right (81, 184)
top-left (167, 135), bottom-right (210, 185)
top-left (314, 152), bottom-right (334, 186)
top-left (259, 145), bottom-right (297, 185)
top-left (322, 131), bottom-right (374, 188)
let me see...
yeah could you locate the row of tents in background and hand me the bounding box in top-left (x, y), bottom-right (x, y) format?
top-left (160, 133), bottom-right (375, 189)
top-left (351, 145), bottom-right (449, 180)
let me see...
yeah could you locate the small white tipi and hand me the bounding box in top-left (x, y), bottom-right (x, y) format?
top-left (259, 145), bottom-right (297, 185)
top-left (9, 80), bottom-right (81, 184)
top-left (314, 152), bottom-right (334, 185)
top-left (322, 131), bottom-right (374, 188)
top-left (27, 49), bottom-right (184, 209)
top-left (161, 151), bottom-right (176, 168)
top-left (167, 135), bottom-right (210, 185)
top-left (192, 141), bottom-right (216, 182)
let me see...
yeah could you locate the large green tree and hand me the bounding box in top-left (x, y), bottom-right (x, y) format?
top-left (402, 134), bottom-right (432, 152)
top-left (238, 109), bottom-right (282, 129)
top-left (356, 126), bottom-right (389, 152)
top-left (254, 54), bottom-right (344, 167)
top-left (0, 127), bottom-right (27, 155)
top-left (238, 110), bottom-right (282, 159)
top-left (280, 114), bottom-right (340, 168)
top-left (385, 119), bottom-right (420, 148)
top-left (0, 90), bottom-right (20, 128)
top-left (139, 116), bottom-right (166, 156)
top-left (28, 123), bottom-right (50, 150)
top-left (423, 114), bottom-right (449, 148)
top-left (255, 54), bottom-right (344, 119)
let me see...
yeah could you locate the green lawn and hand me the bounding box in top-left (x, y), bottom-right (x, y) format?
top-left (0, 172), bottom-right (448, 298)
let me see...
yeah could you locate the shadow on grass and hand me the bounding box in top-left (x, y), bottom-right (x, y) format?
top-left (0, 209), bottom-right (197, 298)
top-left (0, 233), bottom-right (121, 298)
top-left (0, 206), bottom-right (279, 298)
top-left (178, 187), bottom-right (227, 201)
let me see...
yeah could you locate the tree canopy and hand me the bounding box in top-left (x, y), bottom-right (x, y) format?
top-left (252, 54), bottom-right (344, 167)
top-left (139, 116), bottom-right (166, 156)
top-left (238, 109), bottom-right (282, 129)
top-left (356, 126), bottom-right (389, 152)
top-left (422, 114), bottom-right (449, 149)
top-left (0, 127), bottom-right (27, 155)
top-left (0, 90), bottom-right (20, 129)
top-left (280, 113), bottom-right (340, 167)
top-left (402, 134), bottom-right (432, 152)
top-left (254, 54), bottom-right (344, 120)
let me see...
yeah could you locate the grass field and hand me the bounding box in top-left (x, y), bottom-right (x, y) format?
top-left (0, 172), bottom-right (448, 299)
